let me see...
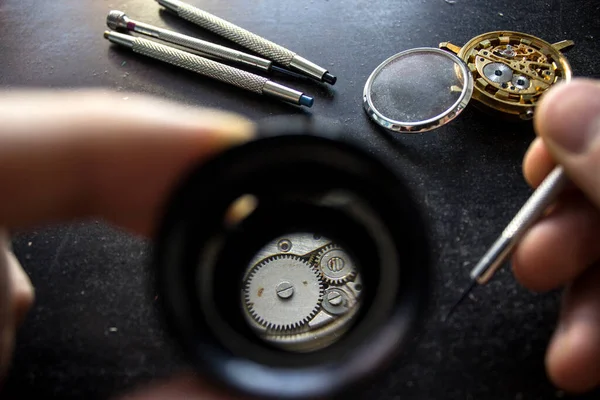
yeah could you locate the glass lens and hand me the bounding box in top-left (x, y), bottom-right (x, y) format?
top-left (369, 50), bottom-right (466, 123)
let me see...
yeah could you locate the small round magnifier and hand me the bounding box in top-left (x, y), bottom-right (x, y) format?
top-left (363, 47), bottom-right (474, 133)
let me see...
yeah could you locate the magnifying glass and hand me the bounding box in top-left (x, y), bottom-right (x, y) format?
top-left (152, 117), bottom-right (432, 399)
top-left (363, 47), bottom-right (474, 133)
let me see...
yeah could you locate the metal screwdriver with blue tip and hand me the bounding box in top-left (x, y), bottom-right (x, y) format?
top-left (103, 30), bottom-right (314, 108)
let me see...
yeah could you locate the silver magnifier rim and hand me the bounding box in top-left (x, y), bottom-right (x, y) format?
top-left (363, 47), bottom-right (474, 134)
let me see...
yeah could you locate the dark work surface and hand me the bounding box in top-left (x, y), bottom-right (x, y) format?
top-left (1, 0), bottom-right (600, 399)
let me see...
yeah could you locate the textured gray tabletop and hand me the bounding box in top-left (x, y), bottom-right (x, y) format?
top-left (1, 0), bottom-right (599, 399)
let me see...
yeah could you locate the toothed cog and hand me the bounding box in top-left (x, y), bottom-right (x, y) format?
top-left (315, 245), bottom-right (357, 284)
top-left (243, 255), bottom-right (323, 331)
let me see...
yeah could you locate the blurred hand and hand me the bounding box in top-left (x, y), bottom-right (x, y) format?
top-left (9, 80), bottom-right (599, 398)
top-left (512, 78), bottom-right (600, 393)
top-left (0, 89), bottom-right (255, 399)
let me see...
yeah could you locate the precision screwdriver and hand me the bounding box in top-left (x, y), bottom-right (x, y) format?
top-left (106, 10), bottom-right (301, 78)
top-left (103, 30), bottom-right (314, 108)
top-left (155, 0), bottom-right (337, 85)
top-left (445, 165), bottom-right (569, 320)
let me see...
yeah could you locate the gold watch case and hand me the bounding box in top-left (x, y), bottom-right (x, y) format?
top-left (440, 31), bottom-right (574, 121)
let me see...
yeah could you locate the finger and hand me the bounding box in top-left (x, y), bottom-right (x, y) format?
top-left (512, 192), bottom-right (600, 292)
top-left (0, 242), bottom-right (35, 382)
top-left (534, 78), bottom-right (600, 208)
top-left (523, 137), bottom-right (556, 188)
top-left (117, 373), bottom-right (241, 400)
top-left (5, 248), bottom-right (34, 328)
top-left (545, 263), bottom-right (600, 393)
top-left (0, 231), bottom-right (14, 381)
top-left (0, 90), bottom-right (255, 236)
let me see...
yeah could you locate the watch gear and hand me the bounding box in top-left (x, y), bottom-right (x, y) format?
top-left (243, 254), bottom-right (324, 331)
top-left (440, 31), bottom-right (573, 120)
top-left (315, 245), bottom-right (357, 284)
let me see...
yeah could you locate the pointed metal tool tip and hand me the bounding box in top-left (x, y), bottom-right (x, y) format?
top-left (443, 280), bottom-right (477, 322)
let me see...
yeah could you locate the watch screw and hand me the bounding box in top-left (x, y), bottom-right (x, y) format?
top-left (327, 291), bottom-right (343, 306)
top-left (276, 281), bottom-right (294, 299)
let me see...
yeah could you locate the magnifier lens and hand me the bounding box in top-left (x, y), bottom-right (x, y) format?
top-left (154, 120), bottom-right (431, 399)
top-left (370, 52), bottom-right (463, 122)
top-left (242, 232), bottom-right (363, 353)
top-left (364, 48), bottom-right (473, 133)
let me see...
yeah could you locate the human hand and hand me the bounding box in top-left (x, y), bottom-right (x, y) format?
top-left (512, 78), bottom-right (600, 393)
top-left (0, 89), bottom-right (255, 399)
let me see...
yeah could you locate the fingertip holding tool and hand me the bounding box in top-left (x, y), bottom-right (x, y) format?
top-left (103, 30), bottom-right (314, 108)
top-left (444, 165), bottom-right (569, 321)
top-left (107, 10), bottom-right (298, 78)
top-left (155, 0), bottom-right (337, 85)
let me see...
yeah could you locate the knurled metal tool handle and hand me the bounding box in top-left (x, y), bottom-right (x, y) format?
top-left (106, 10), bottom-right (272, 72)
top-left (156, 0), bottom-right (335, 84)
top-left (151, 26), bottom-right (272, 70)
top-left (132, 35), bottom-right (267, 94)
top-left (104, 31), bottom-right (313, 107)
top-left (107, 31), bottom-right (265, 93)
top-left (158, 0), bottom-right (295, 66)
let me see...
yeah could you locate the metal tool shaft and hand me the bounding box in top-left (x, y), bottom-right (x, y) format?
top-left (104, 31), bottom-right (313, 107)
top-left (156, 0), bottom-right (336, 84)
top-left (107, 10), bottom-right (272, 72)
top-left (470, 165), bottom-right (569, 284)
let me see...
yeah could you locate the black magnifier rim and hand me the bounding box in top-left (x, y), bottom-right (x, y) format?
top-left (153, 121), bottom-right (431, 399)
top-left (205, 201), bottom-right (385, 367)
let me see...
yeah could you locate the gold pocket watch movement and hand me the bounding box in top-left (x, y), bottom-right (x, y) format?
top-left (363, 31), bottom-right (574, 133)
top-left (440, 31), bottom-right (574, 121)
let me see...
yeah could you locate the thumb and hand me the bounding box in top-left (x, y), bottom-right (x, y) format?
top-left (535, 78), bottom-right (600, 207)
